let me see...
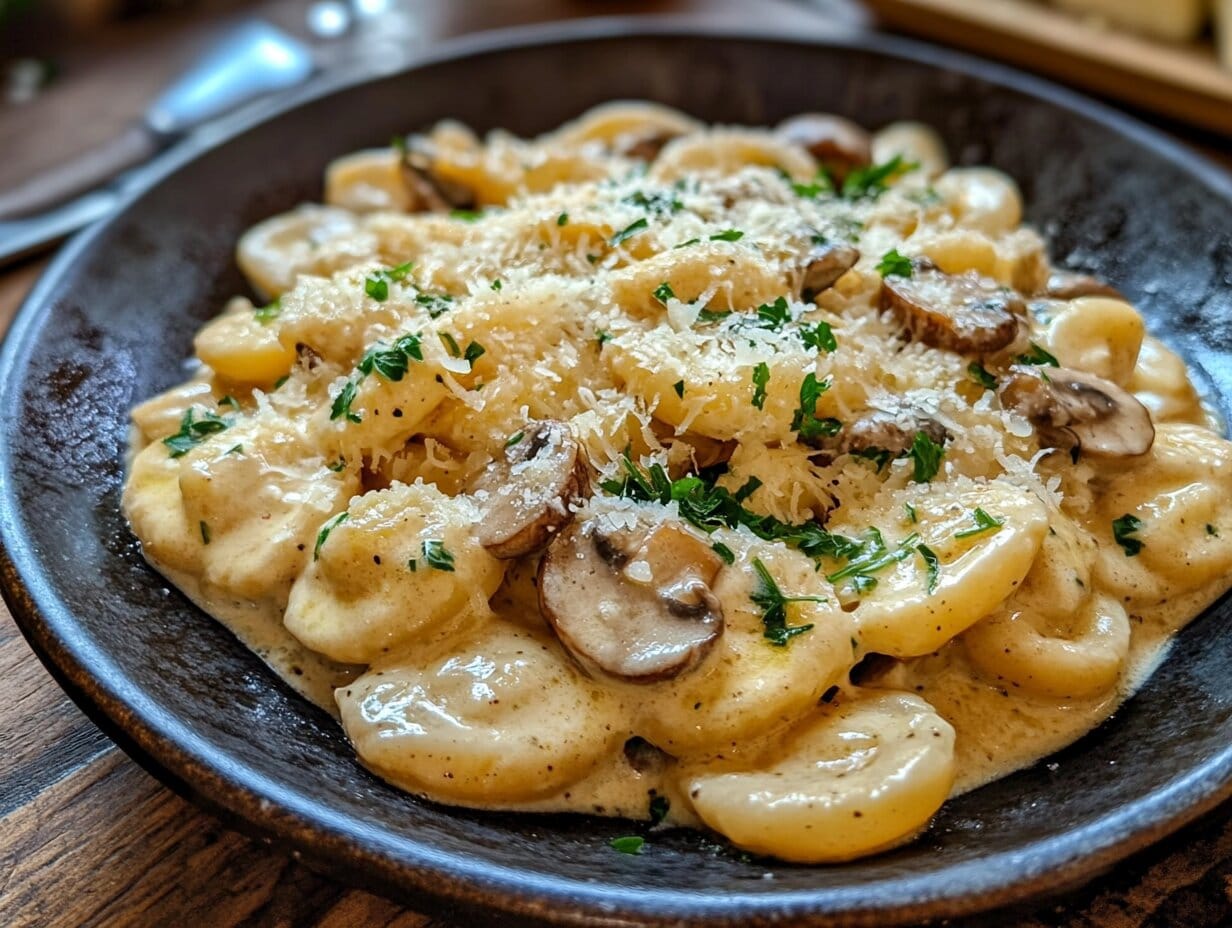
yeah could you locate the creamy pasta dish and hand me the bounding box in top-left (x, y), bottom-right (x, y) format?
top-left (123, 102), bottom-right (1232, 863)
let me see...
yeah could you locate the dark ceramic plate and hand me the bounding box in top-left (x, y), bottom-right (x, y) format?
top-left (2, 18), bottom-right (1232, 928)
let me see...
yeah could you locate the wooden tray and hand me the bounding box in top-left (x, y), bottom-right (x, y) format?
top-left (864, 0), bottom-right (1232, 136)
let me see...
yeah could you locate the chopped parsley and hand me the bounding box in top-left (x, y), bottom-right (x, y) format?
top-left (1017, 342), bottom-right (1060, 367)
top-left (327, 457), bottom-right (347, 472)
top-left (505, 430), bottom-right (524, 449)
top-left (423, 539), bottom-right (455, 572)
top-left (225, 444), bottom-right (243, 456)
top-left (695, 307), bottom-right (732, 324)
top-left (917, 543), bottom-right (940, 594)
top-left (653, 281), bottom-right (676, 304)
top-left (709, 228), bottom-right (744, 242)
top-left (218, 395), bottom-right (239, 410)
top-left (841, 155), bottom-right (916, 199)
top-left (790, 170), bottom-right (834, 199)
top-left (450, 208), bottom-right (483, 221)
top-left (905, 502), bottom-right (918, 523)
top-left (799, 320), bottom-right (837, 353)
top-left (968, 362), bottom-right (998, 390)
top-left (876, 249), bottom-right (914, 279)
top-left (1207, 523), bottom-right (1219, 537)
top-left (439, 332), bottom-right (461, 357)
top-left (751, 362), bottom-right (770, 410)
top-left (357, 333), bottom-right (424, 382)
top-left (556, 212), bottom-right (569, 226)
top-left (755, 296), bottom-right (792, 329)
top-left (364, 261), bottom-right (414, 302)
top-left (1112, 514), bottom-right (1144, 556)
top-left (415, 292), bottom-right (454, 318)
top-left (199, 521), bottom-right (211, 545)
top-left (330, 379), bottom-right (362, 424)
top-left (253, 295), bottom-right (282, 324)
top-left (751, 558), bottom-right (823, 646)
top-left (163, 407), bottom-right (231, 458)
top-left (711, 541), bottom-right (735, 565)
top-left (622, 190), bottom-right (683, 215)
top-left (826, 529), bottom-right (920, 593)
top-left (672, 380), bottom-right (685, 398)
top-left (407, 558), bottom-right (417, 572)
top-left (464, 340), bottom-right (486, 365)
top-left (610, 217), bottom-right (649, 246)
top-left (609, 836), bottom-right (645, 855)
top-left (490, 278), bottom-right (503, 291)
top-left (955, 508), bottom-right (1005, 539)
top-left (596, 329), bottom-right (612, 346)
top-left (314, 512), bottom-right (348, 561)
top-left (908, 431), bottom-right (944, 482)
top-left (791, 373), bottom-right (842, 443)
top-left (649, 795), bottom-right (670, 825)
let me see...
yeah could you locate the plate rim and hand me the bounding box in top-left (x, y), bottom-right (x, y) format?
top-left (2, 15), bottom-right (1232, 927)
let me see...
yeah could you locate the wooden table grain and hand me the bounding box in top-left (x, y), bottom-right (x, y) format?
top-left (2, 2), bottom-right (1232, 925)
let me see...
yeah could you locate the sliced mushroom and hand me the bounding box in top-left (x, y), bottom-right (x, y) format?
top-left (619, 130), bottom-right (680, 162)
top-left (999, 364), bottom-right (1154, 458)
top-left (838, 409), bottom-right (949, 456)
top-left (1042, 269), bottom-right (1124, 301)
top-left (798, 242), bottom-right (860, 299)
top-left (881, 264), bottom-right (1023, 354)
top-left (473, 420), bottom-right (589, 558)
top-left (777, 113), bottom-right (872, 182)
top-left (399, 139), bottom-right (475, 213)
top-left (538, 519), bottom-right (725, 682)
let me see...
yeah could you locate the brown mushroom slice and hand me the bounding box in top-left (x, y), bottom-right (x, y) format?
top-left (538, 520), bottom-right (725, 682)
top-left (399, 140), bottom-right (475, 213)
top-left (1043, 269), bottom-right (1125, 301)
top-left (798, 242), bottom-right (860, 298)
top-left (777, 113), bottom-right (872, 182)
top-left (999, 364), bottom-right (1154, 458)
top-left (838, 409), bottom-right (949, 456)
top-left (473, 420), bottom-right (589, 558)
top-left (619, 130), bottom-right (681, 162)
top-left (880, 265), bottom-right (1023, 354)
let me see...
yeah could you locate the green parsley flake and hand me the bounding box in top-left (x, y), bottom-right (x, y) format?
top-left (876, 249), bottom-right (914, 279)
top-left (711, 541), bottom-right (735, 565)
top-left (751, 558), bottom-right (822, 646)
top-left (653, 281), bottom-right (676, 304)
top-left (364, 261), bottom-right (414, 302)
top-left (163, 407), bottom-right (231, 458)
top-left (464, 340), bottom-right (486, 365)
top-left (800, 320), bottom-right (838, 353)
top-left (610, 218), bottom-right (649, 246)
top-left (357, 333), bottom-right (424, 382)
top-left (556, 212), bottom-right (569, 226)
top-left (450, 209), bottom-right (483, 221)
top-left (791, 373), bottom-right (842, 442)
top-left (1017, 342), bottom-right (1060, 367)
top-left (826, 529), bottom-right (920, 593)
top-left (253, 296), bottom-right (282, 324)
top-left (841, 155), bottom-right (916, 199)
top-left (596, 330), bottom-right (612, 346)
top-left (440, 332), bottom-right (462, 357)
top-left (199, 521), bottom-right (211, 545)
top-left (505, 431), bottom-right (524, 449)
top-left (968, 362), bottom-right (998, 390)
top-left (415, 292), bottom-right (454, 318)
top-left (905, 503), bottom-right (918, 524)
top-left (1112, 514), bottom-right (1144, 556)
top-left (695, 308), bottom-right (731, 324)
top-left (755, 296), bottom-right (792, 329)
top-left (327, 457), bottom-right (347, 473)
top-left (751, 362), bottom-right (770, 410)
top-left (423, 539), bottom-right (455, 572)
top-left (490, 279), bottom-right (503, 291)
top-left (314, 512), bottom-right (348, 561)
top-left (330, 379), bottom-right (362, 424)
top-left (610, 836), bottom-right (645, 855)
top-left (672, 380), bottom-right (685, 399)
top-left (407, 559), bottom-right (417, 572)
top-left (908, 431), bottom-right (944, 482)
top-left (649, 795), bottom-right (670, 825)
top-left (709, 229), bottom-right (744, 242)
top-left (791, 170), bottom-right (834, 199)
top-left (955, 508), bottom-right (1005, 539)
top-left (917, 543), bottom-right (940, 594)
top-left (1207, 523), bottom-right (1219, 537)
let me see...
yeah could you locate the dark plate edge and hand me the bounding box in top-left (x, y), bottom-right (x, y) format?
top-left (2, 15), bottom-right (1232, 928)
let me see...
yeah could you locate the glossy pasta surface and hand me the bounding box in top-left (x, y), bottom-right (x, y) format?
top-left (123, 102), bottom-right (1232, 864)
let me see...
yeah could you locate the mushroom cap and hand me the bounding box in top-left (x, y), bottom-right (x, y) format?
top-left (776, 113), bottom-right (872, 181)
top-left (798, 242), bottom-right (860, 298)
top-left (999, 364), bottom-right (1155, 457)
top-left (838, 409), bottom-right (950, 456)
top-left (400, 140), bottom-right (474, 212)
top-left (880, 265), bottom-right (1023, 355)
top-left (473, 420), bottom-right (589, 558)
top-left (1043, 269), bottom-right (1125, 302)
top-left (538, 519), bottom-right (725, 682)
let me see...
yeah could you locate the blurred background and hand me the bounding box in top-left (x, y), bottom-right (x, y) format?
top-left (0, 0), bottom-right (1228, 270)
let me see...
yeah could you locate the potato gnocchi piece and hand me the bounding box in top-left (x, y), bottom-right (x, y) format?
top-left (684, 691), bottom-right (955, 862)
top-left (935, 167), bottom-right (1023, 236)
top-left (650, 129), bottom-right (816, 183)
top-left (964, 593), bottom-right (1130, 698)
top-left (1095, 424), bottom-right (1232, 606)
top-left (551, 100), bottom-right (700, 151)
top-left (1129, 336), bottom-right (1208, 426)
top-left (1044, 297), bottom-right (1145, 387)
top-left (632, 534), bottom-right (854, 757)
top-left (194, 304), bottom-right (296, 387)
top-left (338, 623), bottom-right (623, 802)
top-left (871, 121), bottom-right (949, 179)
top-left (284, 481), bottom-right (504, 664)
top-left (123, 441), bottom-right (204, 577)
top-left (324, 148), bottom-right (413, 213)
top-left (236, 205), bottom-right (362, 299)
top-left (604, 321), bottom-right (815, 441)
top-left (835, 480), bottom-right (1049, 658)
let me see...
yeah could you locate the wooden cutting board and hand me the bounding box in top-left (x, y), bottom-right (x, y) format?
top-left (865, 0), bottom-right (1232, 136)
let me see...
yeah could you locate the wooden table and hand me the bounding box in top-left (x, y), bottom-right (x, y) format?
top-left (1, 2), bottom-right (1231, 925)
